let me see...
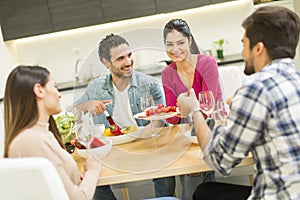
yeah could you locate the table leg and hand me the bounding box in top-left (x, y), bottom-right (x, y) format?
top-left (121, 188), bottom-right (130, 200)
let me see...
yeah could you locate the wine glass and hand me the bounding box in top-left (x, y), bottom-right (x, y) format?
top-left (199, 90), bottom-right (215, 118)
top-left (213, 99), bottom-right (227, 125)
top-left (75, 112), bottom-right (94, 152)
top-left (140, 95), bottom-right (158, 138)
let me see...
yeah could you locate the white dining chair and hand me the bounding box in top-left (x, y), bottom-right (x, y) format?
top-left (218, 65), bottom-right (248, 112)
top-left (0, 157), bottom-right (69, 200)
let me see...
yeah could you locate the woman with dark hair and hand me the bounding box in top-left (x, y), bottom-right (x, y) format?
top-left (162, 19), bottom-right (223, 125)
top-left (4, 65), bottom-right (101, 200)
top-left (162, 19), bottom-right (223, 200)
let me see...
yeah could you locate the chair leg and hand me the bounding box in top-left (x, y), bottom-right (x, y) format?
top-left (121, 188), bottom-right (130, 200)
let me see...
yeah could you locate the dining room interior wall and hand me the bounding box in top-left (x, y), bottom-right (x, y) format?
top-left (294, 0), bottom-right (300, 70)
top-left (0, 0), bottom-right (253, 94)
top-left (1, 0), bottom-right (297, 98)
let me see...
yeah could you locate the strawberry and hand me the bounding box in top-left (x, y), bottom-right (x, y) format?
top-left (157, 103), bottom-right (164, 109)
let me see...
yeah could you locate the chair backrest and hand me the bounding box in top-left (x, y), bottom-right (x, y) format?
top-left (218, 66), bottom-right (247, 112)
top-left (0, 157), bottom-right (69, 200)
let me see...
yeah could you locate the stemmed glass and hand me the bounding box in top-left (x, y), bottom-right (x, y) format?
top-left (75, 111), bottom-right (94, 152)
top-left (140, 95), bottom-right (158, 138)
top-left (199, 90), bottom-right (215, 118)
top-left (213, 100), bottom-right (227, 125)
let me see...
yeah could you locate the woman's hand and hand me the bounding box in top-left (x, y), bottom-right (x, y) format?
top-left (84, 155), bottom-right (101, 175)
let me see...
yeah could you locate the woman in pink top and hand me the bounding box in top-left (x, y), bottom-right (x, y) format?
top-left (162, 19), bottom-right (223, 200)
top-left (162, 19), bottom-right (223, 125)
top-left (4, 65), bottom-right (101, 200)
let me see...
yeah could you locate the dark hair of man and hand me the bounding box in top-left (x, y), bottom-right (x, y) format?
top-left (163, 18), bottom-right (200, 54)
top-left (4, 65), bottom-right (64, 157)
top-left (98, 33), bottom-right (129, 63)
top-left (242, 6), bottom-right (300, 60)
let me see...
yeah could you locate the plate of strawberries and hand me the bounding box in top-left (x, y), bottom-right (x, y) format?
top-left (134, 104), bottom-right (180, 120)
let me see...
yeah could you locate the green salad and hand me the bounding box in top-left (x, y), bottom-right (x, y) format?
top-left (55, 114), bottom-right (76, 144)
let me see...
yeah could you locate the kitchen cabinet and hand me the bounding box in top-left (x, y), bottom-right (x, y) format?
top-left (102, 0), bottom-right (156, 23)
top-left (155, 0), bottom-right (210, 13)
top-left (48, 0), bottom-right (104, 32)
top-left (0, 0), bottom-right (240, 40)
top-left (0, 0), bottom-right (52, 40)
top-left (210, 0), bottom-right (235, 4)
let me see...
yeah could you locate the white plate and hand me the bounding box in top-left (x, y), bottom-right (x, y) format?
top-left (133, 109), bottom-right (180, 120)
top-left (103, 127), bottom-right (144, 145)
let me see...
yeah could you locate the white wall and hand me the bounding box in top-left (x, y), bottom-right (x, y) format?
top-left (0, 0), bottom-right (254, 98)
top-left (0, 26), bottom-right (16, 100)
top-left (0, 0), bottom-right (296, 98)
top-left (294, 0), bottom-right (300, 70)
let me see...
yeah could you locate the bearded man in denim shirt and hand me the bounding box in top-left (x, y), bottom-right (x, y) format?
top-left (73, 33), bottom-right (175, 199)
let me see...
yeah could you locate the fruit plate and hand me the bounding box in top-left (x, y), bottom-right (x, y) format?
top-left (103, 127), bottom-right (144, 145)
top-left (133, 107), bottom-right (180, 120)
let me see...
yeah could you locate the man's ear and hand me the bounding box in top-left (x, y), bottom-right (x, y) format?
top-left (101, 58), bottom-right (111, 68)
top-left (33, 83), bottom-right (44, 98)
top-left (255, 42), bottom-right (265, 55)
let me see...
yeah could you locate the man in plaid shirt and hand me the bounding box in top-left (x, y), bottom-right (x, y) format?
top-left (177, 6), bottom-right (300, 200)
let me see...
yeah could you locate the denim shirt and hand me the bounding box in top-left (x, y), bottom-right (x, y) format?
top-left (73, 71), bottom-right (166, 128)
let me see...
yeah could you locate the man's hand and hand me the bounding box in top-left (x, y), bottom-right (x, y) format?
top-left (177, 88), bottom-right (199, 117)
top-left (75, 100), bottom-right (112, 115)
top-left (226, 96), bottom-right (234, 105)
top-left (87, 100), bottom-right (112, 115)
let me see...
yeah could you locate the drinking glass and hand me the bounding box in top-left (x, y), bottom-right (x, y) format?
top-left (75, 112), bottom-right (94, 152)
top-left (213, 99), bottom-right (227, 125)
top-left (140, 95), bottom-right (159, 138)
top-left (199, 90), bottom-right (215, 118)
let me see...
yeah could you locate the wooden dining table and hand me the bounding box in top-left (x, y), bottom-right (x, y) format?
top-left (73, 124), bottom-right (254, 187)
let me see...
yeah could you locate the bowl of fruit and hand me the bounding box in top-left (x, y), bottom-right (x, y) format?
top-left (102, 124), bottom-right (143, 145)
top-left (73, 137), bottom-right (112, 159)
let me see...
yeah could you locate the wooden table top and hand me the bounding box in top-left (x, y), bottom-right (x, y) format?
top-left (73, 124), bottom-right (254, 186)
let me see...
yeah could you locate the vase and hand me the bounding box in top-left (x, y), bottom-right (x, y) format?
top-left (216, 49), bottom-right (224, 59)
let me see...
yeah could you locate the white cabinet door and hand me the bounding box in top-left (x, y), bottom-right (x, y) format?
top-left (60, 88), bottom-right (86, 110)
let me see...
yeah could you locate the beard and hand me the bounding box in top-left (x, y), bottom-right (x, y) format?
top-left (243, 60), bottom-right (255, 75)
top-left (111, 65), bottom-right (133, 79)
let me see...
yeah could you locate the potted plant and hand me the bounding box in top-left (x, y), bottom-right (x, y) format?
top-left (214, 39), bottom-right (225, 59)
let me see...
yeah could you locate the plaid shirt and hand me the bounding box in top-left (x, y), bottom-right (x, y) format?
top-left (204, 58), bottom-right (300, 199)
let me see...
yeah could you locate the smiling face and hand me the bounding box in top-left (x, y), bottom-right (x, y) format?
top-left (165, 30), bottom-right (191, 63)
top-left (241, 32), bottom-right (255, 75)
top-left (105, 43), bottom-right (134, 79)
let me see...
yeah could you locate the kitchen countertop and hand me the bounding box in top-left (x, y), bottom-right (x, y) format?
top-left (0, 54), bottom-right (243, 102)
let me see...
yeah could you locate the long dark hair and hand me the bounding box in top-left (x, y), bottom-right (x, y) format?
top-left (163, 18), bottom-right (200, 54)
top-left (4, 65), bottom-right (64, 157)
